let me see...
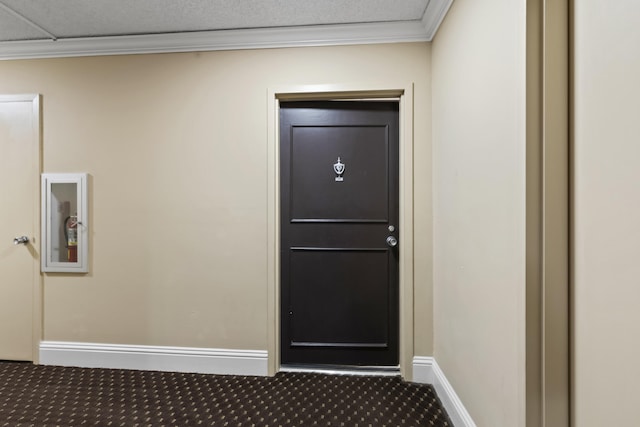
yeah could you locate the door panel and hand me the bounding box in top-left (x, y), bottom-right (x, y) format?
top-left (280, 101), bottom-right (399, 367)
top-left (0, 97), bottom-right (38, 361)
top-left (290, 126), bottom-right (389, 222)
top-left (290, 249), bottom-right (390, 346)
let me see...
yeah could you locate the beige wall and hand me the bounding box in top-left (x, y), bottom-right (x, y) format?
top-left (573, 1), bottom-right (640, 425)
top-left (432, 0), bottom-right (527, 425)
top-left (0, 43), bottom-right (433, 358)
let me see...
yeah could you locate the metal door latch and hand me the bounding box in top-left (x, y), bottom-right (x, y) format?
top-left (13, 236), bottom-right (29, 245)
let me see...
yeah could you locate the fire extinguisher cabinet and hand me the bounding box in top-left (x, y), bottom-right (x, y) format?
top-left (41, 173), bottom-right (89, 273)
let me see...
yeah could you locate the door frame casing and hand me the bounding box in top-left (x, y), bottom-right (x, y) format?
top-left (0, 94), bottom-right (42, 363)
top-left (267, 84), bottom-right (414, 378)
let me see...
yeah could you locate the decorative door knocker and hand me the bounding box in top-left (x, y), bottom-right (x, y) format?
top-left (333, 157), bottom-right (345, 182)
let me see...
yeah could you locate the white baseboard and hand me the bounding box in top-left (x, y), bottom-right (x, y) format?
top-left (413, 355), bottom-right (435, 384)
top-left (413, 356), bottom-right (476, 427)
top-left (40, 341), bottom-right (268, 377)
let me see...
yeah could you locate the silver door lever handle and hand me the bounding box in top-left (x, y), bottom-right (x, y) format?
top-left (13, 236), bottom-right (29, 245)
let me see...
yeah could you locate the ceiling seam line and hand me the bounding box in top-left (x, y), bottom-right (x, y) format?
top-left (0, 1), bottom-right (58, 41)
top-left (420, 0), bottom-right (432, 21)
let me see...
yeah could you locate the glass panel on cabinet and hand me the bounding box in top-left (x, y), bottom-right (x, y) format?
top-left (41, 174), bottom-right (88, 273)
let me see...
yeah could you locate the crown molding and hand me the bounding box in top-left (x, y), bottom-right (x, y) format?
top-left (0, 20), bottom-right (432, 61)
top-left (422, 0), bottom-right (454, 40)
top-left (0, 2), bottom-right (454, 61)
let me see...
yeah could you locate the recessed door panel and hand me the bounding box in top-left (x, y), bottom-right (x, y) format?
top-left (290, 125), bottom-right (389, 222)
top-left (289, 249), bottom-right (389, 347)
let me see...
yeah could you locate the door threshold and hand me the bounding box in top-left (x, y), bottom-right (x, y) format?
top-left (280, 364), bottom-right (400, 377)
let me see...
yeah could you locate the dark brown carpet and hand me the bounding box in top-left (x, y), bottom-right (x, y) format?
top-left (0, 362), bottom-right (452, 426)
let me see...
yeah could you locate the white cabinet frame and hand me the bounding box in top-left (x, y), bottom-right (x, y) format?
top-left (41, 173), bottom-right (89, 273)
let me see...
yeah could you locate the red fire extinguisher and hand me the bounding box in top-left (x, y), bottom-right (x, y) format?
top-left (64, 215), bottom-right (78, 262)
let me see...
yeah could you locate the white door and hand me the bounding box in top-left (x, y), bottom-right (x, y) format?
top-left (0, 95), bottom-right (40, 361)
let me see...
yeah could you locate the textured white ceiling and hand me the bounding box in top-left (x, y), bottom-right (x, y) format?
top-left (0, 0), bottom-right (429, 41)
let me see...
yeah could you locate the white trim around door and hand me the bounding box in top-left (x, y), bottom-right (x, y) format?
top-left (266, 83), bottom-right (415, 379)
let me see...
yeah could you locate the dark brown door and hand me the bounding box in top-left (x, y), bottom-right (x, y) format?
top-left (280, 101), bottom-right (399, 367)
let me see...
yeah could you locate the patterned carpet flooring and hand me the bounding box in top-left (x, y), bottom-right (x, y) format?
top-left (0, 362), bottom-right (452, 426)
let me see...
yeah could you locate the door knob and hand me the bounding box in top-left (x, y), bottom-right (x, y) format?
top-left (13, 236), bottom-right (29, 245)
top-left (386, 235), bottom-right (398, 248)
